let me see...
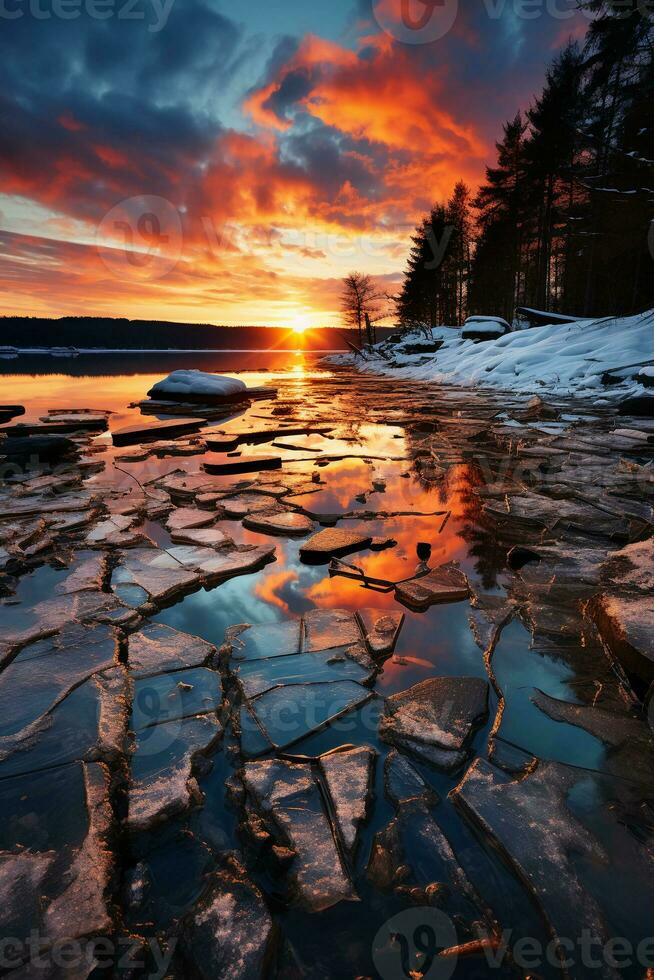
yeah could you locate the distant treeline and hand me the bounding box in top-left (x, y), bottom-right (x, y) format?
top-left (396, 1), bottom-right (654, 327)
top-left (0, 317), bottom-right (390, 350)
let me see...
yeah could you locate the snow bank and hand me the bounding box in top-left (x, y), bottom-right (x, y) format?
top-left (327, 310), bottom-right (654, 401)
top-left (148, 370), bottom-right (247, 400)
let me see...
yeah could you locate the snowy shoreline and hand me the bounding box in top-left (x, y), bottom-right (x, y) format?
top-left (326, 310), bottom-right (654, 404)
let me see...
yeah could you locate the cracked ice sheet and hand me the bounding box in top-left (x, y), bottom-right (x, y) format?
top-left (0, 666), bottom-right (129, 779)
top-left (234, 644), bottom-right (375, 699)
top-left (0, 623), bottom-right (118, 748)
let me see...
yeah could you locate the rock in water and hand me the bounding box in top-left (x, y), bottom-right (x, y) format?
top-left (395, 563), bottom-right (469, 610)
top-left (181, 861), bottom-right (275, 980)
top-left (318, 746), bottom-right (376, 855)
top-left (379, 676), bottom-right (488, 771)
top-left (148, 370), bottom-right (248, 404)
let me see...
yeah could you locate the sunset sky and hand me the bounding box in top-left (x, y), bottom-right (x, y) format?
top-left (0, 0), bottom-right (591, 327)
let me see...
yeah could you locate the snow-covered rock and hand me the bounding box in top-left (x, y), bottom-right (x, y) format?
top-left (148, 370), bottom-right (247, 402)
top-left (461, 315), bottom-right (511, 340)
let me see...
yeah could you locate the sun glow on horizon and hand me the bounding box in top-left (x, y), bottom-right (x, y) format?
top-left (289, 313), bottom-right (313, 335)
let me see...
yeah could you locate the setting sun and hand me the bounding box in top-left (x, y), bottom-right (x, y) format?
top-left (289, 312), bottom-right (313, 335)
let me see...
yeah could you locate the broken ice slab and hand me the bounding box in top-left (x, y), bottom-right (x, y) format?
top-left (242, 510), bottom-right (315, 536)
top-left (162, 543), bottom-right (276, 580)
top-left (54, 554), bottom-right (107, 595)
top-left (128, 714), bottom-right (222, 832)
top-left (128, 622), bottom-right (215, 678)
top-left (234, 645), bottom-right (375, 700)
top-left (395, 563), bottom-right (469, 611)
top-left (303, 607), bottom-right (362, 652)
top-left (166, 507), bottom-right (216, 532)
top-left (452, 759), bottom-right (623, 978)
top-left (0, 760), bottom-right (115, 960)
top-left (85, 514), bottom-right (141, 547)
top-left (318, 746), bottom-right (375, 856)
top-left (299, 527), bottom-right (372, 563)
top-left (113, 549), bottom-right (200, 605)
top-left (379, 676), bottom-right (489, 772)
top-left (356, 608), bottom-right (404, 655)
top-left (153, 471), bottom-right (239, 500)
top-left (367, 798), bottom-right (495, 937)
top-left (0, 623), bottom-right (118, 746)
top-left (204, 453), bottom-right (282, 475)
top-left (180, 861), bottom-right (275, 979)
top-left (241, 759), bottom-right (357, 911)
top-left (591, 537), bottom-right (654, 688)
top-left (0, 490), bottom-right (96, 521)
top-left (591, 592), bottom-right (654, 687)
top-left (43, 762), bottom-right (114, 943)
top-left (217, 492), bottom-right (284, 518)
top-left (384, 749), bottom-right (439, 807)
top-left (170, 526), bottom-right (232, 548)
top-left (114, 544), bottom-right (275, 607)
top-left (111, 417), bottom-right (204, 447)
top-left (230, 620), bottom-right (302, 662)
top-left (246, 680), bottom-right (372, 752)
top-left (131, 666), bottom-right (222, 731)
top-left (468, 594), bottom-right (515, 653)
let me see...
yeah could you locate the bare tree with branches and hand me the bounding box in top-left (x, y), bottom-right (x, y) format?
top-left (340, 272), bottom-right (386, 344)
